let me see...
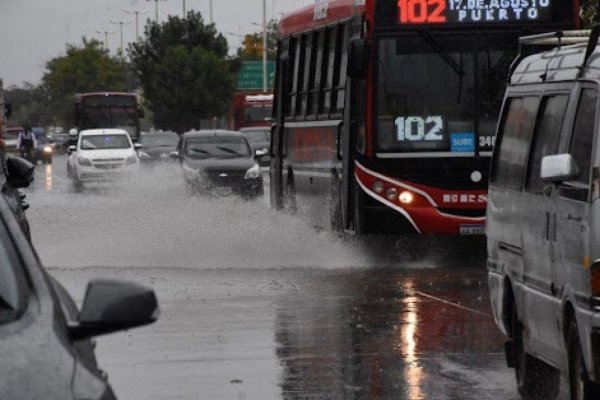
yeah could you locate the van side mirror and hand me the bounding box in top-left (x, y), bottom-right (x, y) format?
top-left (541, 154), bottom-right (579, 184)
top-left (69, 279), bottom-right (159, 341)
top-left (348, 38), bottom-right (368, 79)
top-left (6, 157), bottom-right (35, 189)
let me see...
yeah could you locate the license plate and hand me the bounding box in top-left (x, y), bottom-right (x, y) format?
top-left (460, 224), bottom-right (486, 235)
top-left (214, 187), bottom-right (233, 196)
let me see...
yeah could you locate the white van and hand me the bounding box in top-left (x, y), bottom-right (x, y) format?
top-left (488, 29), bottom-right (600, 400)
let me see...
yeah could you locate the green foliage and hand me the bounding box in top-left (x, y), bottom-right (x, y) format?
top-left (581, 0), bottom-right (600, 28)
top-left (40, 38), bottom-right (130, 127)
top-left (4, 83), bottom-right (48, 127)
top-left (129, 11), bottom-right (235, 133)
top-left (237, 20), bottom-right (279, 61)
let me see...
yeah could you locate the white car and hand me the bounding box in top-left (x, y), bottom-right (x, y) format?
top-left (67, 129), bottom-right (141, 187)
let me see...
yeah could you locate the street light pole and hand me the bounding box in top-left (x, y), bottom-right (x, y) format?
top-left (110, 20), bottom-right (133, 58)
top-left (262, 0), bottom-right (268, 92)
top-left (147, 0), bottom-right (165, 22)
top-left (183, 0), bottom-right (186, 17)
top-left (125, 9), bottom-right (149, 41)
top-left (209, 0), bottom-right (213, 24)
top-left (95, 30), bottom-right (116, 50)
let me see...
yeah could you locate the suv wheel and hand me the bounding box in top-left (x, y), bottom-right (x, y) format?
top-left (512, 308), bottom-right (560, 399)
top-left (568, 319), bottom-right (600, 400)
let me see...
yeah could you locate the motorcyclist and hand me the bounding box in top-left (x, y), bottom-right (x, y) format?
top-left (67, 128), bottom-right (79, 151)
top-left (17, 123), bottom-right (37, 162)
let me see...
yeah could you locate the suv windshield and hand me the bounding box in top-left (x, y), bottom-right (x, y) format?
top-left (0, 226), bottom-right (28, 325)
top-left (81, 134), bottom-right (131, 150)
top-left (245, 129), bottom-right (270, 144)
top-left (185, 137), bottom-right (251, 159)
top-left (377, 34), bottom-right (513, 154)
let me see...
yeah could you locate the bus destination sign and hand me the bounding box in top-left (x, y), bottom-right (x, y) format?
top-left (398, 0), bottom-right (553, 24)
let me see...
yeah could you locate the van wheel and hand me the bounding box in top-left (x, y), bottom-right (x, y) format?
top-left (512, 308), bottom-right (560, 399)
top-left (569, 319), bottom-right (600, 400)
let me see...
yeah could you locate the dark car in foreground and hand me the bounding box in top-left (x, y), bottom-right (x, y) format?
top-left (240, 126), bottom-right (270, 167)
top-left (138, 132), bottom-right (180, 163)
top-left (173, 130), bottom-right (263, 199)
top-left (0, 190), bottom-right (159, 399)
top-left (1, 154), bottom-right (35, 239)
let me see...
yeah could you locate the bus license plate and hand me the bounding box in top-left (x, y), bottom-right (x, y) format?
top-left (460, 224), bottom-right (485, 235)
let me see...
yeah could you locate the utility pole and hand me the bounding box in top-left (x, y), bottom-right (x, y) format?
top-left (209, 0), bottom-right (213, 24)
top-left (262, 0), bottom-right (267, 92)
top-left (124, 9), bottom-right (150, 41)
top-left (110, 20), bottom-right (133, 59)
top-left (147, 0), bottom-right (166, 22)
top-left (183, 0), bottom-right (186, 17)
top-left (95, 30), bottom-right (116, 50)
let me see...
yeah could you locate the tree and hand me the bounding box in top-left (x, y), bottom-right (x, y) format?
top-left (237, 20), bottom-right (279, 61)
top-left (581, 0), bottom-right (600, 27)
top-left (4, 83), bottom-right (48, 127)
top-left (39, 38), bottom-right (130, 127)
top-left (129, 11), bottom-right (235, 132)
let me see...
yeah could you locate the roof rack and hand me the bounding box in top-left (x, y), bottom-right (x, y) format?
top-left (509, 29), bottom-right (596, 81)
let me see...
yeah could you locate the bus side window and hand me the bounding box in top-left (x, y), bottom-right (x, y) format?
top-left (290, 35), bottom-right (306, 119)
top-left (322, 26), bottom-right (338, 117)
top-left (334, 24), bottom-right (349, 114)
top-left (490, 96), bottom-right (539, 189)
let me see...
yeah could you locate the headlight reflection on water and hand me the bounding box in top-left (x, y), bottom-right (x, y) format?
top-left (401, 281), bottom-right (423, 400)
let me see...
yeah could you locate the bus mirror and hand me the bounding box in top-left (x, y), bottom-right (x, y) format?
top-left (4, 104), bottom-right (12, 118)
top-left (138, 108), bottom-right (145, 118)
top-left (348, 38), bottom-right (368, 79)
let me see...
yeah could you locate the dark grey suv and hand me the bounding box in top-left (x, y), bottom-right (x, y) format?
top-left (0, 191), bottom-right (159, 399)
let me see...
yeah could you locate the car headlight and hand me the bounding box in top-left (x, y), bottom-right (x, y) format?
top-left (245, 164), bottom-right (261, 179)
top-left (77, 156), bottom-right (92, 167)
top-left (125, 154), bottom-right (138, 165)
top-left (43, 146), bottom-right (53, 154)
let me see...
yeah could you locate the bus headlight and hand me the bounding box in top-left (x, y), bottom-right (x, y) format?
top-left (399, 191), bottom-right (414, 205)
top-left (372, 181), bottom-right (385, 194)
top-left (245, 164), bottom-right (261, 179)
top-left (386, 187), bottom-right (398, 201)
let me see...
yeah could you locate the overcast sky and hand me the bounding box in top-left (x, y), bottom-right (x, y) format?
top-left (0, 0), bottom-right (313, 87)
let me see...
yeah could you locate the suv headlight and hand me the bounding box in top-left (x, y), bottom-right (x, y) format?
top-left (125, 154), bottom-right (138, 165)
top-left (245, 164), bottom-right (261, 179)
top-left (77, 156), bottom-right (92, 167)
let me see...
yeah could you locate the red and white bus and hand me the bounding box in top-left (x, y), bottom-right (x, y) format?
top-left (270, 0), bottom-right (579, 234)
top-left (75, 92), bottom-right (144, 142)
top-left (229, 92), bottom-right (274, 131)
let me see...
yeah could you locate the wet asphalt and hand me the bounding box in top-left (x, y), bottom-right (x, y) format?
top-left (23, 155), bottom-right (570, 400)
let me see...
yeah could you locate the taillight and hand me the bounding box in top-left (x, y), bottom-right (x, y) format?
top-left (591, 264), bottom-right (600, 297)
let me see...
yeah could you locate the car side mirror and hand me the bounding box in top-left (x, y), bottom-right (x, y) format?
top-left (68, 145), bottom-right (76, 154)
top-left (69, 279), bottom-right (159, 341)
top-left (541, 154), bottom-right (580, 185)
top-left (6, 156), bottom-right (35, 189)
top-left (348, 38), bottom-right (369, 79)
top-left (134, 143), bottom-right (143, 151)
top-left (169, 151), bottom-right (181, 161)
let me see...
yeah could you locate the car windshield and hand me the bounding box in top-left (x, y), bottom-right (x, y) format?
top-left (81, 134), bottom-right (131, 150)
top-left (185, 137), bottom-right (251, 159)
top-left (244, 129), bottom-right (270, 144)
top-left (140, 134), bottom-right (179, 147)
top-left (5, 130), bottom-right (21, 140)
top-left (0, 227), bottom-right (28, 325)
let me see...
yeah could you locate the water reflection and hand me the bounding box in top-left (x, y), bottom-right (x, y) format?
top-left (275, 268), bottom-right (507, 400)
top-left (401, 281), bottom-right (423, 400)
top-left (45, 164), bottom-right (53, 192)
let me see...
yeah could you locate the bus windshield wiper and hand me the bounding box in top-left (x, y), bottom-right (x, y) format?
top-left (419, 31), bottom-right (465, 78)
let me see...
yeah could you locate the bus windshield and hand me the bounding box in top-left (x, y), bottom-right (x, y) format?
top-left (82, 108), bottom-right (138, 138)
top-left (377, 34), bottom-right (513, 154)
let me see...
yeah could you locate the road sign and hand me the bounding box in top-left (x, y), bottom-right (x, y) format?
top-left (237, 61), bottom-right (275, 90)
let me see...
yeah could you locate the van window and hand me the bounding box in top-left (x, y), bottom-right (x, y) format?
top-left (525, 95), bottom-right (569, 193)
top-left (570, 88), bottom-right (598, 186)
top-left (491, 96), bottom-right (539, 189)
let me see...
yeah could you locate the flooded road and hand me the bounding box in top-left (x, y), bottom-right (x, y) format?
top-left (24, 155), bottom-right (569, 399)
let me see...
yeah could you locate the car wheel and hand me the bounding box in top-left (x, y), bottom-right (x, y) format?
top-left (569, 319), bottom-right (600, 400)
top-left (512, 307), bottom-right (560, 399)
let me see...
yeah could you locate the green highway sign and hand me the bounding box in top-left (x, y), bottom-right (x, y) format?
top-left (238, 61), bottom-right (275, 90)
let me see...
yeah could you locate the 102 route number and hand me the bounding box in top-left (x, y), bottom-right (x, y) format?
top-left (395, 116), bottom-right (444, 142)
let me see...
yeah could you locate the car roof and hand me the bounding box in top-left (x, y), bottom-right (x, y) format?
top-left (512, 42), bottom-right (600, 85)
top-left (79, 129), bottom-right (129, 136)
top-left (240, 127), bottom-right (270, 132)
top-left (183, 130), bottom-right (245, 139)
